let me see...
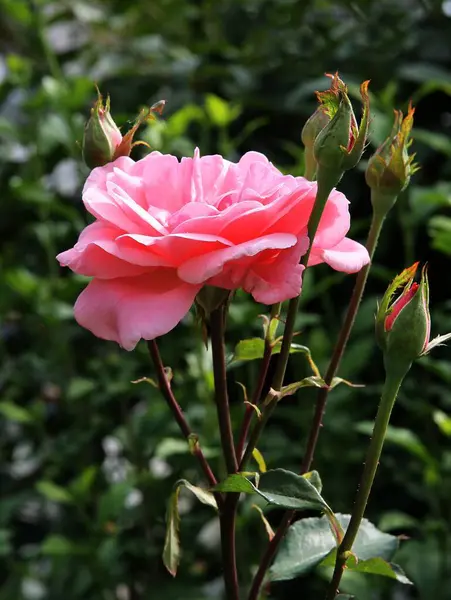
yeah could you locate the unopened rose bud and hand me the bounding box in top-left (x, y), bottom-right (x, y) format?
top-left (366, 104), bottom-right (418, 215)
top-left (313, 74), bottom-right (370, 187)
top-left (301, 107), bottom-right (331, 180)
top-left (82, 90), bottom-right (123, 169)
top-left (82, 90), bottom-right (166, 169)
top-left (376, 263), bottom-right (430, 377)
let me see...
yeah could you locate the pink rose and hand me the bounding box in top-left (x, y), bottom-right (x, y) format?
top-left (57, 150), bottom-right (369, 350)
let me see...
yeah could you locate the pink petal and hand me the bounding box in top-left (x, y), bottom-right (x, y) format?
top-left (56, 222), bottom-right (152, 278)
top-left (310, 237), bottom-right (370, 273)
top-left (312, 188), bottom-right (351, 249)
top-left (74, 271), bottom-right (200, 350)
top-left (116, 231), bottom-right (233, 266)
top-left (177, 233), bottom-right (298, 284)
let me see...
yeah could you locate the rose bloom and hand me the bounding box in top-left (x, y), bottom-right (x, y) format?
top-left (57, 151), bottom-right (369, 350)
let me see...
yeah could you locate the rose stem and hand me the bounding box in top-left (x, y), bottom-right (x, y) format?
top-left (247, 207), bottom-right (386, 600)
top-left (325, 370), bottom-right (405, 599)
top-left (146, 340), bottom-right (220, 497)
top-left (235, 303), bottom-right (281, 461)
top-left (209, 306), bottom-right (240, 600)
top-left (240, 174), bottom-right (334, 473)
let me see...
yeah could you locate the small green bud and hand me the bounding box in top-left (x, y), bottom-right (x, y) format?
top-left (313, 75), bottom-right (370, 183)
top-left (82, 90), bottom-right (166, 169)
top-left (82, 90), bottom-right (123, 169)
top-left (366, 104), bottom-right (418, 213)
top-left (301, 107), bottom-right (331, 180)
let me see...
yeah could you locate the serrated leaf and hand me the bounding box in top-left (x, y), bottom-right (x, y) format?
top-left (36, 481), bottom-right (73, 504)
top-left (231, 338), bottom-right (313, 364)
top-left (177, 480), bottom-right (217, 510)
top-left (163, 486), bottom-right (181, 576)
top-left (213, 469), bottom-right (330, 513)
top-left (163, 480), bottom-right (217, 576)
top-left (212, 473), bottom-right (257, 494)
top-left (270, 513), bottom-right (402, 582)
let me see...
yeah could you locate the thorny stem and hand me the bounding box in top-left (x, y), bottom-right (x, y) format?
top-left (247, 208), bottom-right (387, 599)
top-left (301, 208), bottom-right (385, 473)
top-left (146, 340), bottom-right (219, 495)
top-left (210, 307), bottom-right (238, 474)
top-left (210, 307), bottom-right (240, 600)
top-left (241, 174), bottom-right (334, 474)
top-left (325, 371), bottom-right (405, 599)
top-left (236, 303), bottom-right (281, 461)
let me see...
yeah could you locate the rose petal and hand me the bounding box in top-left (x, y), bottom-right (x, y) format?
top-left (178, 232), bottom-right (298, 284)
top-left (309, 237), bottom-right (370, 272)
top-left (74, 271), bottom-right (200, 350)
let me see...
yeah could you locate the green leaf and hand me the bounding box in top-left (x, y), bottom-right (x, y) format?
top-left (231, 339), bottom-right (314, 364)
top-left (344, 556), bottom-right (412, 584)
top-left (212, 473), bottom-right (257, 494)
top-left (36, 481), bottom-right (73, 504)
top-left (0, 401), bottom-right (33, 423)
top-left (163, 486), bottom-right (181, 577)
top-left (257, 469), bottom-right (330, 512)
top-left (270, 513), bottom-right (404, 582)
top-left (0, 530), bottom-right (12, 556)
top-left (69, 466), bottom-right (97, 497)
top-left (213, 469), bottom-right (330, 513)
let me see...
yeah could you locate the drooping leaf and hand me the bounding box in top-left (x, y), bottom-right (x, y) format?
top-left (163, 480), bottom-right (218, 576)
top-left (277, 376), bottom-right (326, 399)
top-left (163, 486), bottom-right (181, 577)
top-left (270, 513), bottom-right (406, 583)
top-left (177, 480), bottom-right (218, 510)
top-left (252, 504), bottom-right (275, 541)
top-left (252, 448), bottom-right (267, 473)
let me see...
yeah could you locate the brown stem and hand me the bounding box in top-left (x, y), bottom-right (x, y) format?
top-left (220, 496), bottom-right (240, 600)
top-left (236, 339), bottom-right (272, 461)
top-left (147, 340), bottom-right (219, 491)
top-left (210, 307), bottom-right (238, 474)
top-left (247, 206), bottom-right (387, 600)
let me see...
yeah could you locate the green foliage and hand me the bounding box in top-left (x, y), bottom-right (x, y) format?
top-left (1, 0), bottom-right (451, 599)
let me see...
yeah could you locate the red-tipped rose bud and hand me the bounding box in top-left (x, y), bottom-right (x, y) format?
top-left (313, 74), bottom-right (370, 187)
top-left (366, 104), bottom-right (418, 215)
top-left (376, 263), bottom-right (430, 377)
top-left (82, 90), bottom-right (166, 169)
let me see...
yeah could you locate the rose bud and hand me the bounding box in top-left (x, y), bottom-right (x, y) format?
top-left (313, 73), bottom-right (370, 187)
top-left (82, 89), bottom-right (166, 169)
top-left (376, 263), bottom-right (432, 377)
top-left (366, 104), bottom-right (418, 215)
top-left (301, 106), bottom-right (331, 181)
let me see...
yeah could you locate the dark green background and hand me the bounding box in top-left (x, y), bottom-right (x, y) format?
top-left (1, 0), bottom-right (451, 598)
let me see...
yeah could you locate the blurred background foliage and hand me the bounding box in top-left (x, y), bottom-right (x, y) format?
top-left (1, 0), bottom-right (451, 598)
